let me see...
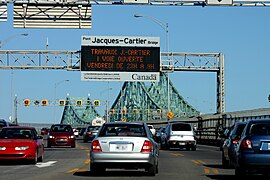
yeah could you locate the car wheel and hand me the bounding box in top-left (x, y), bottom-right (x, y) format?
top-left (186, 146), bottom-right (190, 151)
top-left (37, 151), bottom-right (43, 162)
top-left (165, 142), bottom-right (170, 150)
top-left (191, 146), bottom-right (196, 151)
top-left (146, 164), bottom-right (156, 176)
top-left (71, 143), bottom-right (76, 148)
top-left (47, 142), bottom-right (51, 148)
top-left (31, 150), bottom-right (38, 164)
top-left (222, 152), bottom-right (229, 168)
top-left (156, 161), bottom-right (159, 174)
top-left (235, 167), bottom-right (246, 176)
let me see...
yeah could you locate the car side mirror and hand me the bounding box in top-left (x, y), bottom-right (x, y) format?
top-left (231, 134), bottom-right (239, 140)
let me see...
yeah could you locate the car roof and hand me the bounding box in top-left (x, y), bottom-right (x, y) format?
top-left (104, 122), bottom-right (145, 125)
top-left (248, 119), bottom-right (270, 124)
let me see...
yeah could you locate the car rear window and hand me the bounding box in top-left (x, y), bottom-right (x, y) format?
top-left (50, 125), bottom-right (72, 132)
top-left (249, 123), bottom-right (270, 135)
top-left (99, 124), bottom-right (147, 137)
top-left (172, 124), bottom-right (191, 131)
top-left (87, 126), bottom-right (100, 131)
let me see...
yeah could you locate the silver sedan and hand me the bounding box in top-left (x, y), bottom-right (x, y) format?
top-left (90, 122), bottom-right (159, 176)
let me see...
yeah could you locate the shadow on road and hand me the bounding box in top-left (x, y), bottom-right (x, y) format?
top-left (73, 170), bottom-right (152, 177)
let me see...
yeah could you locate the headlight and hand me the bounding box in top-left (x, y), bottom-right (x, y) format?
top-left (15, 146), bottom-right (29, 150)
top-left (69, 135), bottom-right (74, 139)
top-left (49, 135), bottom-right (54, 138)
top-left (0, 147), bottom-right (6, 150)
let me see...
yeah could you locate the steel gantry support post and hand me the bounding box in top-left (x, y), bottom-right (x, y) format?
top-left (217, 53), bottom-right (225, 114)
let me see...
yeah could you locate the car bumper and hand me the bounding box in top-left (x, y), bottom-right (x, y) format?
top-left (91, 152), bottom-right (156, 168)
top-left (48, 138), bottom-right (75, 146)
top-left (168, 140), bottom-right (196, 147)
top-left (0, 151), bottom-right (36, 160)
top-left (237, 153), bottom-right (270, 169)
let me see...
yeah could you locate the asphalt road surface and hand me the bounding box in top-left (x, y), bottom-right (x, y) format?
top-left (0, 138), bottom-right (241, 180)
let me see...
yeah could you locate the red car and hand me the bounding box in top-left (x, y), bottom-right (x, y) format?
top-left (47, 124), bottom-right (76, 148)
top-left (0, 126), bottom-right (44, 164)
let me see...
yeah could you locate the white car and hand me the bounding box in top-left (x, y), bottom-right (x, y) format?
top-left (73, 128), bottom-right (79, 137)
top-left (147, 125), bottom-right (156, 136)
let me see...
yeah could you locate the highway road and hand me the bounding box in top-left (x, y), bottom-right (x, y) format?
top-left (0, 138), bottom-right (236, 180)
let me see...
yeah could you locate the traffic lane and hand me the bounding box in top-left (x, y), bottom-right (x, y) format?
top-left (0, 141), bottom-right (90, 180)
top-left (72, 144), bottom-right (235, 179)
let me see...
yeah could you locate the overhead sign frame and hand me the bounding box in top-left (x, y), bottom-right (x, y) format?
top-left (81, 36), bottom-right (160, 82)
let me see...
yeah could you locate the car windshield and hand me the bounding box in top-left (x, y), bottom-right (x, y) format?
top-left (172, 124), bottom-right (191, 131)
top-left (99, 124), bottom-right (146, 137)
top-left (249, 123), bottom-right (270, 135)
top-left (0, 129), bottom-right (34, 139)
top-left (50, 125), bottom-right (72, 132)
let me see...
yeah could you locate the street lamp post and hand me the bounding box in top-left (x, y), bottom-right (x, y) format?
top-left (0, 33), bottom-right (28, 48)
top-left (100, 85), bottom-right (112, 122)
top-left (134, 14), bottom-right (171, 117)
top-left (54, 80), bottom-right (69, 123)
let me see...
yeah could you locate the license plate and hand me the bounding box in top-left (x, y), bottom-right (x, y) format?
top-left (179, 142), bottom-right (185, 145)
top-left (110, 144), bottom-right (132, 152)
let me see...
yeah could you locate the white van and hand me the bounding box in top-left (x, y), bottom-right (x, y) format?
top-left (161, 122), bottom-right (196, 151)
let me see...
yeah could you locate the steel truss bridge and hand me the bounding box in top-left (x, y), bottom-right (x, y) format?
top-left (0, 50), bottom-right (224, 124)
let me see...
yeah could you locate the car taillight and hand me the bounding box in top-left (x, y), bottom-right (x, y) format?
top-left (86, 132), bottom-right (92, 135)
top-left (232, 139), bottom-right (239, 144)
top-left (92, 140), bottom-right (102, 152)
top-left (240, 138), bottom-right (252, 149)
top-left (141, 140), bottom-right (152, 153)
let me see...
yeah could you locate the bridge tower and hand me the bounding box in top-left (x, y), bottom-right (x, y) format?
top-left (109, 72), bottom-right (200, 122)
top-left (61, 95), bottom-right (100, 125)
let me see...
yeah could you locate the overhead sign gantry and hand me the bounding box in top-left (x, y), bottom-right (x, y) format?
top-left (80, 36), bottom-right (160, 82)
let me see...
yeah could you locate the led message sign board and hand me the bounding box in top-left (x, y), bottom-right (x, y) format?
top-left (81, 36), bottom-right (160, 82)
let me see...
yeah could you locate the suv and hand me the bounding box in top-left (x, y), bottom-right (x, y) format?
top-left (161, 122), bottom-right (196, 151)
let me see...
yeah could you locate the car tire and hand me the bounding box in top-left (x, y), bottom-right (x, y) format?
top-left (222, 152), bottom-right (229, 168)
top-left (37, 152), bottom-right (43, 162)
top-left (186, 146), bottom-right (190, 151)
top-left (47, 142), bottom-right (51, 148)
top-left (31, 150), bottom-right (38, 164)
top-left (71, 143), bottom-right (76, 148)
top-left (235, 167), bottom-right (246, 176)
top-left (165, 141), bottom-right (170, 150)
top-left (147, 164), bottom-right (156, 176)
top-left (191, 146), bottom-right (196, 151)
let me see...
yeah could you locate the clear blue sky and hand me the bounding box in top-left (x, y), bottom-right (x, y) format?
top-left (0, 4), bottom-right (269, 124)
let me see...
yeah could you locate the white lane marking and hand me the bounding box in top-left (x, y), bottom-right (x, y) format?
top-left (36, 161), bottom-right (57, 168)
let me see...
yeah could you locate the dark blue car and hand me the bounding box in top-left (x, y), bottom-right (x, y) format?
top-left (235, 119), bottom-right (270, 176)
top-left (222, 122), bottom-right (246, 168)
